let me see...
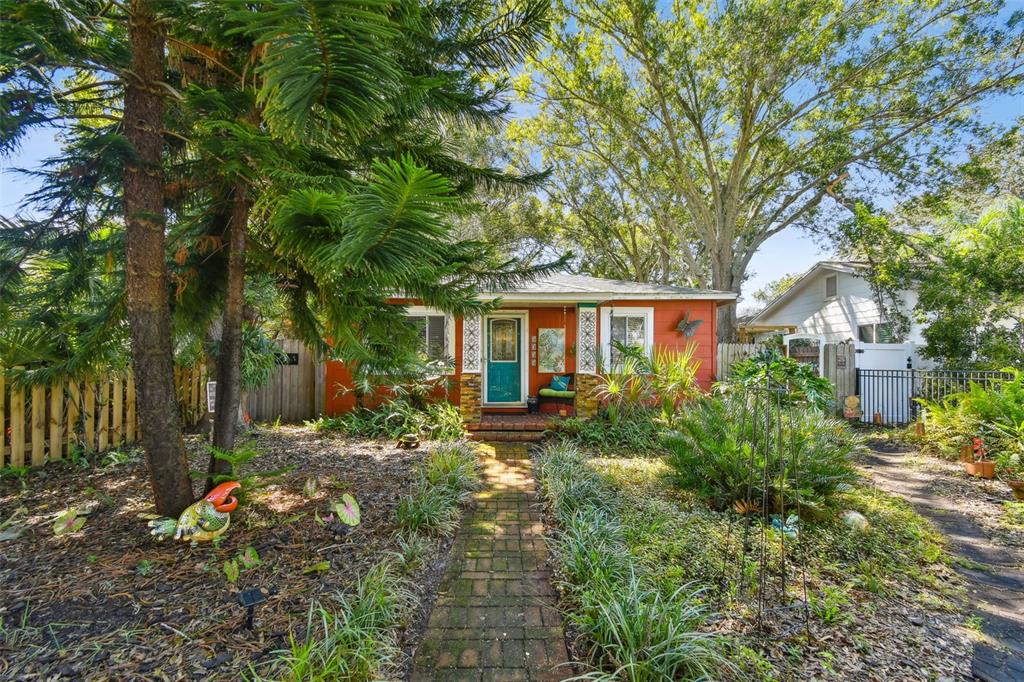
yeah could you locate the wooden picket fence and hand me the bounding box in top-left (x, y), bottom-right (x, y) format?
top-left (1, 365), bottom-right (206, 468)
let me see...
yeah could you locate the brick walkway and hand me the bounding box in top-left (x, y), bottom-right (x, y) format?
top-left (411, 442), bottom-right (571, 681)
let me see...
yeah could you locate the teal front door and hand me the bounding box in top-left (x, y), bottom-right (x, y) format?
top-left (486, 317), bottom-right (522, 403)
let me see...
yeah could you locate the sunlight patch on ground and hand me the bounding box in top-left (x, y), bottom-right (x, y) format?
top-left (255, 487), bottom-right (306, 513)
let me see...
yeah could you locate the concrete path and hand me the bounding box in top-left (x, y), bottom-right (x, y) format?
top-left (862, 442), bottom-right (1024, 682)
top-left (411, 442), bottom-right (571, 681)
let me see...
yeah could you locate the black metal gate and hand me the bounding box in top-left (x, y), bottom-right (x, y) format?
top-left (855, 369), bottom-right (1013, 425)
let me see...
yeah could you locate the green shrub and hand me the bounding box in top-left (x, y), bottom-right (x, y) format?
top-left (720, 348), bottom-right (833, 411)
top-left (664, 395), bottom-right (861, 514)
top-left (916, 369), bottom-right (1024, 459)
top-left (547, 410), bottom-right (664, 457)
top-left (251, 562), bottom-right (414, 681)
top-left (309, 398), bottom-right (464, 441)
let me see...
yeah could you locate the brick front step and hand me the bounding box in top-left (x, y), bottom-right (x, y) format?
top-left (467, 431), bottom-right (545, 442)
top-left (465, 416), bottom-right (556, 432)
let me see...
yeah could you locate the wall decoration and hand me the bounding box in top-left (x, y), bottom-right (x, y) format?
top-left (577, 307), bottom-right (598, 373)
top-left (462, 316), bottom-right (481, 373)
top-left (676, 311), bottom-right (704, 337)
top-left (537, 328), bottom-right (566, 373)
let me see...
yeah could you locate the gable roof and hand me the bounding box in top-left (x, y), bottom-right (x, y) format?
top-left (747, 260), bottom-right (869, 323)
top-left (481, 273), bottom-right (737, 302)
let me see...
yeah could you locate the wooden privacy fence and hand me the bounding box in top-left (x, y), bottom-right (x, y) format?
top-left (243, 339), bottom-right (325, 423)
top-left (2, 365), bottom-right (206, 468)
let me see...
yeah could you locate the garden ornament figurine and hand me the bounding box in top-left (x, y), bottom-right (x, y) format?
top-left (147, 481), bottom-right (241, 545)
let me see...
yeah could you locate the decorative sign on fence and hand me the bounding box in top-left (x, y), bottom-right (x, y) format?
top-left (207, 381), bottom-right (217, 413)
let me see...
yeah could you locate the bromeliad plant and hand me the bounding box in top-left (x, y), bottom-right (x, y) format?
top-left (597, 342), bottom-right (702, 423)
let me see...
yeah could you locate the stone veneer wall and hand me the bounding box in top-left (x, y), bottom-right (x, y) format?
top-left (574, 373), bottom-right (601, 419)
top-left (459, 374), bottom-right (482, 423)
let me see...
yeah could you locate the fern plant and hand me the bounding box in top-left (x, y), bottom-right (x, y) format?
top-left (198, 441), bottom-right (293, 505)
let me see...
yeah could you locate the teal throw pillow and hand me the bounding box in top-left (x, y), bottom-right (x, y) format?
top-left (550, 375), bottom-right (570, 391)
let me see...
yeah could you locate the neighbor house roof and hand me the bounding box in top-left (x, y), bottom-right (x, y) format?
top-left (747, 260), bottom-right (869, 323)
top-left (480, 273), bottom-right (737, 302)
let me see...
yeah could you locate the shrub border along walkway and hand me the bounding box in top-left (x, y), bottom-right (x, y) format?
top-left (863, 441), bottom-right (1024, 682)
top-left (411, 442), bottom-right (571, 681)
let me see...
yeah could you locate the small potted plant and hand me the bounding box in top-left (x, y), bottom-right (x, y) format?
top-left (963, 436), bottom-right (995, 479)
top-left (995, 450), bottom-right (1024, 500)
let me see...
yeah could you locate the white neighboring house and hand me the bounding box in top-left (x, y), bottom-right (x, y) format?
top-left (743, 261), bottom-right (934, 370)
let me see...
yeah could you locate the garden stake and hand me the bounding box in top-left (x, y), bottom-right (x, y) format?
top-left (238, 588), bottom-right (267, 630)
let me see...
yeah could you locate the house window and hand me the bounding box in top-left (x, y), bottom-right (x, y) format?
top-left (489, 319), bottom-right (518, 362)
top-left (858, 323), bottom-right (893, 343)
top-left (407, 313), bottom-right (449, 362)
top-left (825, 274), bottom-right (837, 299)
top-left (600, 306), bottom-right (654, 368)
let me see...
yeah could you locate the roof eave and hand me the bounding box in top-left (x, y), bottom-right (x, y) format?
top-left (479, 291), bottom-right (738, 302)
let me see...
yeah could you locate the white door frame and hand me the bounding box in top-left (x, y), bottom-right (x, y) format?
top-left (482, 310), bottom-right (529, 406)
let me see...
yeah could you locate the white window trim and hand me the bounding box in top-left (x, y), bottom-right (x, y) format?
top-left (600, 306), bottom-right (655, 368)
top-left (824, 274), bottom-right (838, 300)
top-left (858, 322), bottom-right (892, 344)
top-left (404, 306), bottom-right (455, 365)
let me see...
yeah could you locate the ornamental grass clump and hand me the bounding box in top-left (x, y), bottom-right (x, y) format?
top-left (396, 441), bottom-right (481, 536)
top-left (664, 395), bottom-right (861, 514)
top-left (252, 562), bottom-right (414, 681)
top-left (535, 443), bottom-right (734, 681)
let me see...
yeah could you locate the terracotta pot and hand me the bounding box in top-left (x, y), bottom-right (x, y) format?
top-left (1006, 480), bottom-right (1024, 501)
top-left (959, 444), bottom-right (974, 463)
top-left (964, 460), bottom-right (995, 479)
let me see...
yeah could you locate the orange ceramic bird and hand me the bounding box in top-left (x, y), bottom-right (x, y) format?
top-left (147, 481), bottom-right (241, 545)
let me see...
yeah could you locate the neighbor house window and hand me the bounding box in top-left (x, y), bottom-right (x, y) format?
top-left (600, 307), bottom-right (654, 368)
top-left (825, 274), bottom-right (837, 298)
top-left (406, 310), bottom-right (450, 363)
top-left (858, 323), bottom-right (893, 343)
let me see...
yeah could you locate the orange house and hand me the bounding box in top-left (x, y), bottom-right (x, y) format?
top-left (324, 274), bottom-right (736, 423)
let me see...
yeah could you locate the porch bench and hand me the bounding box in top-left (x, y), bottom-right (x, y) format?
top-left (538, 373), bottom-right (576, 415)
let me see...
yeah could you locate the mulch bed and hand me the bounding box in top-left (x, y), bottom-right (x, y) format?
top-left (0, 426), bottom-right (451, 681)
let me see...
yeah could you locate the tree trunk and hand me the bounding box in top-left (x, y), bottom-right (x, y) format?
top-left (123, 0), bottom-right (193, 516)
top-left (208, 183), bottom-right (248, 485)
top-left (711, 252), bottom-right (740, 343)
